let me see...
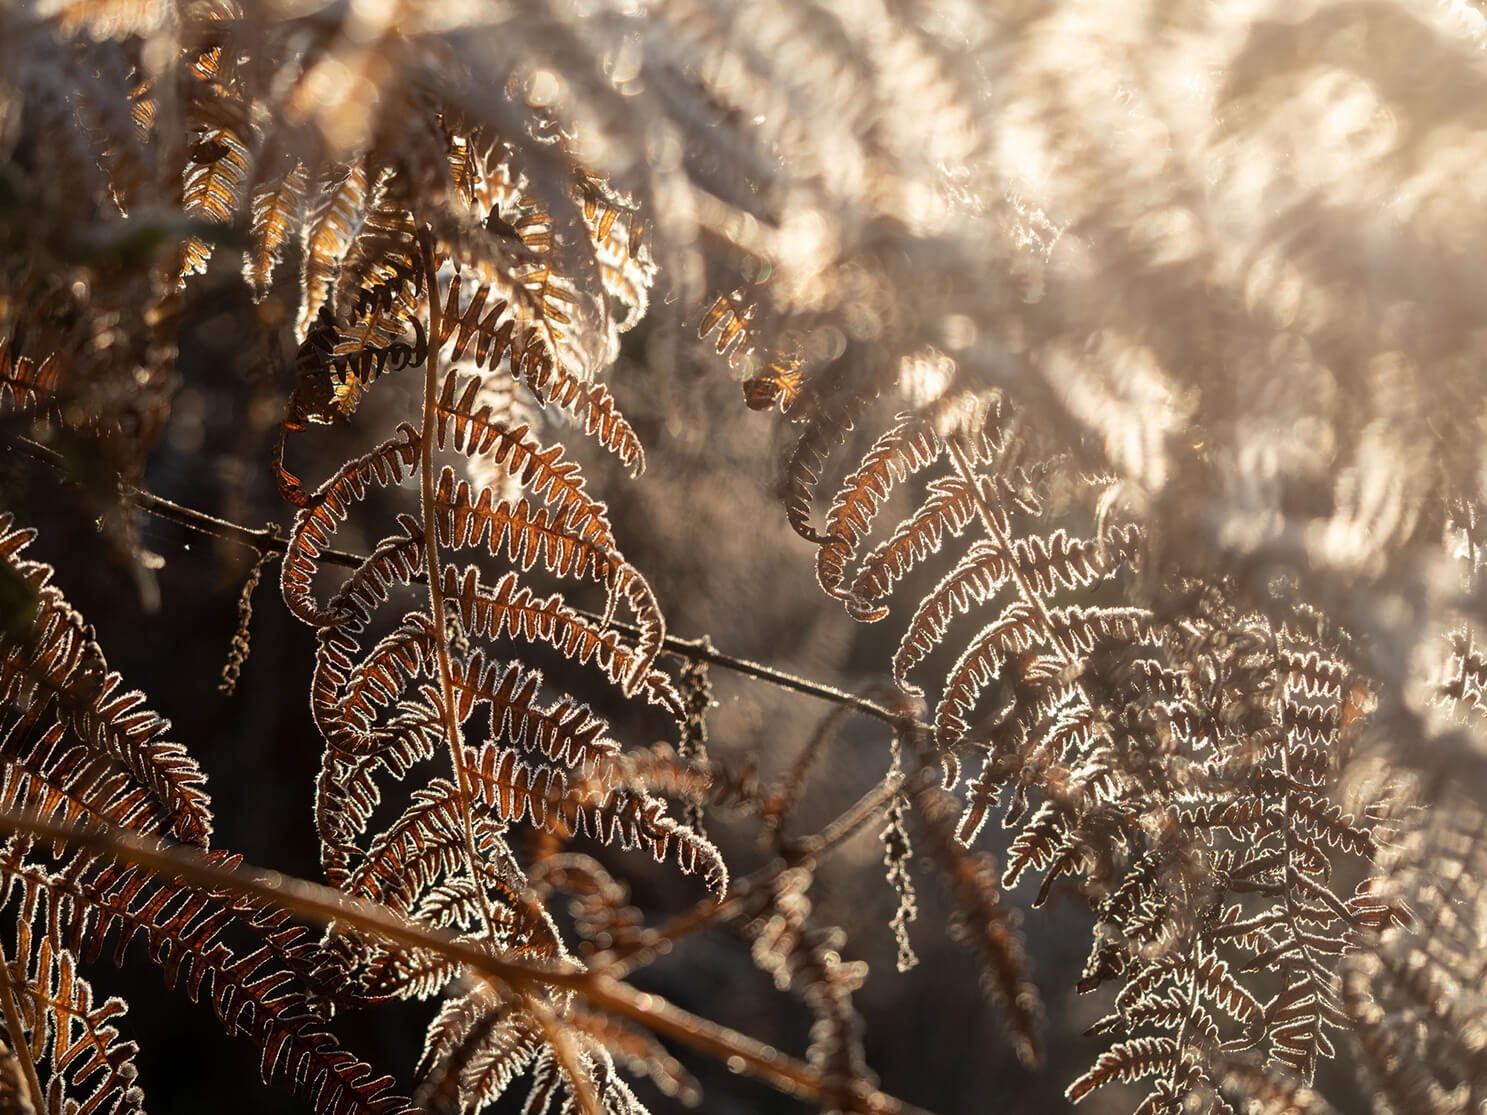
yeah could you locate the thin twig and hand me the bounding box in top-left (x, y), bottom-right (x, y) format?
top-left (667, 635), bottom-right (903, 724)
top-left (8, 436), bottom-right (911, 727)
top-left (416, 233), bottom-right (503, 952)
top-left (0, 808), bottom-right (936, 1115)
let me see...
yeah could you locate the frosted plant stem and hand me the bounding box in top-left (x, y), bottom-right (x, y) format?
top-left (0, 808), bottom-right (934, 1115)
top-left (418, 234), bottom-right (500, 945)
top-left (947, 435), bottom-right (1076, 666)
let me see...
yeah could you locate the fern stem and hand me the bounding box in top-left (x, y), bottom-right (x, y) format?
top-left (0, 932), bottom-right (44, 1115)
top-left (0, 808), bottom-right (933, 1115)
top-left (669, 634), bottom-right (906, 725)
top-left (521, 989), bottom-right (603, 1115)
top-left (1279, 714), bottom-right (1328, 985)
top-left (415, 243), bottom-right (594, 1115)
top-left (417, 233), bottom-right (500, 943)
top-left (1174, 936), bottom-right (1205, 1081)
top-left (947, 436), bottom-right (1076, 665)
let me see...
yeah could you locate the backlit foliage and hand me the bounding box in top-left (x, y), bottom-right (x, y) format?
top-left (1, 1), bottom-right (1486, 1114)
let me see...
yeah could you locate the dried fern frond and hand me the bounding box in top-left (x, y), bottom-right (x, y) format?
top-left (6, 918), bottom-right (143, 1115)
top-left (0, 517), bottom-right (211, 847)
top-left (2, 848), bottom-right (413, 1115)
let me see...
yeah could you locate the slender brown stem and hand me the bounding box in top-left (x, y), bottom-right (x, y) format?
top-left (521, 988), bottom-right (603, 1115)
top-left (7, 436), bottom-right (911, 727)
top-left (0, 808), bottom-right (934, 1115)
top-left (0, 933), bottom-right (43, 1115)
top-left (416, 236), bottom-right (501, 948)
top-left (669, 635), bottom-right (906, 725)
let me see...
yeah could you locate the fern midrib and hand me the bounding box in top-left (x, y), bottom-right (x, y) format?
top-left (1277, 710), bottom-right (1336, 1055)
top-left (947, 435), bottom-right (1076, 667)
top-left (417, 234), bottom-right (501, 945)
top-left (418, 238), bottom-right (604, 1115)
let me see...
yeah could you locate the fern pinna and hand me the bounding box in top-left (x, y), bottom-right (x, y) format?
top-left (716, 301), bottom-right (1405, 1112)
